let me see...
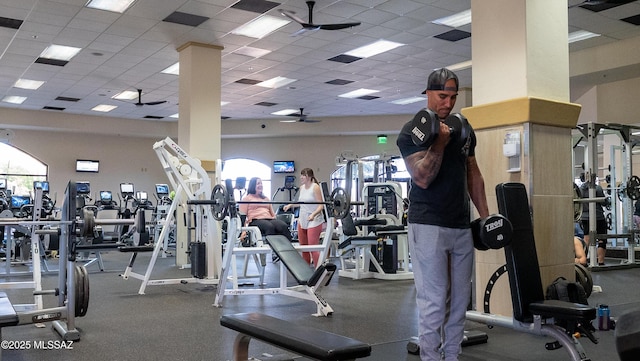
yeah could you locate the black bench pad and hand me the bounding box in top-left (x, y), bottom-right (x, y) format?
top-left (0, 292), bottom-right (18, 327)
top-left (220, 312), bottom-right (371, 361)
top-left (529, 300), bottom-right (596, 321)
top-left (118, 245), bottom-right (155, 253)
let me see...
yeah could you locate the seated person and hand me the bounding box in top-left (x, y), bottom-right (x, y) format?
top-left (239, 177), bottom-right (293, 242)
top-left (574, 236), bottom-right (587, 266)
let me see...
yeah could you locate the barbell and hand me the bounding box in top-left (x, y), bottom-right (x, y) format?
top-left (0, 208), bottom-right (145, 238)
top-left (190, 184), bottom-right (359, 221)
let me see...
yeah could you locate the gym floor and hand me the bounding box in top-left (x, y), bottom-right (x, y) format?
top-left (1, 250), bottom-right (635, 361)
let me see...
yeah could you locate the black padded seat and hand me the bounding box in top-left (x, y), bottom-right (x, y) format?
top-left (220, 312), bottom-right (371, 361)
top-left (496, 182), bottom-right (596, 326)
top-left (616, 307), bottom-right (640, 361)
top-left (266, 235), bottom-right (335, 287)
top-left (118, 245), bottom-right (155, 253)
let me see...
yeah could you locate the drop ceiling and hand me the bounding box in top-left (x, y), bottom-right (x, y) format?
top-left (1, 0), bottom-right (640, 127)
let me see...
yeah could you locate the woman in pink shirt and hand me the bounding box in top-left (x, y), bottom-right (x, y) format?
top-left (239, 177), bottom-right (292, 241)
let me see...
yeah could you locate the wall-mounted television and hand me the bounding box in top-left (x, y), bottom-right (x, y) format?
top-left (273, 160), bottom-right (295, 173)
top-left (76, 159), bottom-right (100, 173)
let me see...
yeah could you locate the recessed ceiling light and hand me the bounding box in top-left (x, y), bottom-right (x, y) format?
top-left (391, 97), bottom-right (425, 105)
top-left (2, 96), bottom-right (27, 104)
top-left (446, 60), bottom-right (472, 71)
top-left (432, 9), bottom-right (472, 28)
top-left (112, 90), bottom-right (138, 100)
top-left (345, 40), bottom-right (405, 58)
top-left (339, 89), bottom-right (379, 98)
top-left (14, 79), bottom-right (45, 90)
top-left (257, 76), bottom-right (296, 89)
top-left (92, 104), bottom-right (117, 112)
top-left (272, 109), bottom-right (298, 116)
top-left (234, 46), bottom-right (271, 58)
top-left (568, 30), bottom-right (601, 43)
top-left (161, 62), bottom-right (179, 75)
top-left (231, 15), bottom-right (290, 39)
top-left (221, 101), bottom-right (230, 106)
top-left (169, 113), bottom-right (179, 118)
top-left (39, 44), bottom-right (82, 61)
top-left (85, 0), bottom-right (137, 14)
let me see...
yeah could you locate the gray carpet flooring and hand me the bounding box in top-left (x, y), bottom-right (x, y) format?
top-left (0, 250), bottom-right (634, 361)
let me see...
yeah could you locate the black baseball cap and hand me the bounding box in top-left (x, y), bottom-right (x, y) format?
top-left (421, 68), bottom-right (459, 94)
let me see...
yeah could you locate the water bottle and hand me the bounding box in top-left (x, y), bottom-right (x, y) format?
top-left (598, 304), bottom-right (610, 331)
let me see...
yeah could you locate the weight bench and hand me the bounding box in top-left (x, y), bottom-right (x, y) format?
top-left (466, 183), bottom-right (597, 361)
top-left (266, 235), bottom-right (336, 316)
top-left (220, 312), bottom-right (371, 361)
top-left (0, 292), bottom-right (19, 359)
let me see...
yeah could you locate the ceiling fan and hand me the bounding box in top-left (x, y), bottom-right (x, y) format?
top-left (133, 89), bottom-right (167, 106)
top-left (281, 108), bottom-right (321, 123)
top-left (279, 1), bottom-right (361, 35)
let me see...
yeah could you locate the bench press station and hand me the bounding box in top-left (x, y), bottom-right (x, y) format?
top-left (465, 183), bottom-right (597, 361)
top-left (209, 181), bottom-right (341, 317)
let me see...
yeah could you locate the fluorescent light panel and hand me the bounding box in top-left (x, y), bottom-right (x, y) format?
top-left (112, 90), bottom-right (138, 100)
top-left (92, 104), bottom-right (117, 112)
top-left (568, 30), bottom-right (601, 43)
top-left (432, 9), bottom-right (472, 28)
top-left (272, 109), bottom-right (298, 116)
top-left (85, 0), bottom-right (136, 13)
top-left (234, 46), bottom-right (271, 58)
top-left (339, 88), bottom-right (379, 98)
top-left (39, 44), bottom-right (82, 61)
top-left (345, 40), bottom-right (404, 58)
top-left (447, 60), bottom-right (472, 71)
top-left (257, 76), bottom-right (296, 89)
top-left (14, 79), bottom-right (45, 90)
top-left (3, 96), bottom-right (27, 104)
top-left (391, 96), bottom-right (425, 105)
top-left (161, 62), bottom-right (179, 75)
top-left (231, 15), bottom-right (290, 39)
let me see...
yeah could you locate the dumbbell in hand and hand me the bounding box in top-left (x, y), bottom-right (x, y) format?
top-left (471, 214), bottom-right (513, 250)
top-left (410, 108), bottom-right (471, 149)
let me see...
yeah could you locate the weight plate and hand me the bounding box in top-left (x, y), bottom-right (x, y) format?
top-left (74, 265), bottom-right (90, 317)
top-left (330, 187), bottom-right (351, 219)
top-left (573, 183), bottom-right (582, 222)
top-left (211, 184), bottom-right (229, 221)
top-left (81, 208), bottom-right (95, 237)
top-left (627, 175), bottom-right (640, 200)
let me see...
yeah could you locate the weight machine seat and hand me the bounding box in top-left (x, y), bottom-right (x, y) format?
top-left (266, 235), bottom-right (336, 287)
top-left (0, 292), bottom-right (18, 327)
top-left (337, 214), bottom-right (381, 251)
top-left (220, 312), bottom-right (371, 361)
top-left (495, 182), bottom-right (596, 325)
top-left (615, 307), bottom-right (640, 361)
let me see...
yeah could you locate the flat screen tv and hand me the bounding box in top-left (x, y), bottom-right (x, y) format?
top-left (76, 159), bottom-right (99, 173)
top-left (273, 160), bottom-right (295, 173)
top-left (10, 195), bottom-right (31, 210)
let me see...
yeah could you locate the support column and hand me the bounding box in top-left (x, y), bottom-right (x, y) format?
top-left (462, 0), bottom-right (581, 316)
top-left (174, 42), bottom-right (223, 267)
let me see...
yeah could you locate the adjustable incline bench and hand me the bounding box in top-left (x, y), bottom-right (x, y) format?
top-left (466, 182), bottom-right (597, 361)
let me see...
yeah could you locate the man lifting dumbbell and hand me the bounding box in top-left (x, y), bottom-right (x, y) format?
top-left (397, 68), bottom-right (489, 361)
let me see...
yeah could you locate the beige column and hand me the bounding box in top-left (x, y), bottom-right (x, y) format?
top-left (174, 42), bottom-right (223, 266)
top-left (462, 0), bottom-right (581, 316)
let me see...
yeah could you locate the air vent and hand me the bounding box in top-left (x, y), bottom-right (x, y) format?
top-left (43, 106), bottom-right (65, 111)
top-left (235, 78), bottom-right (261, 85)
top-left (0, 16), bottom-right (23, 30)
top-left (255, 102), bottom-right (277, 107)
top-left (434, 29), bottom-right (471, 42)
top-left (231, 0), bottom-right (280, 14)
top-left (143, 115), bottom-right (164, 119)
top-left (35, 58), bottom-right (68, 67)
top-left (326, 79), bottom-right (354, 85)
top-left (328, 55), bottom-right (361, 64)
top-left (55, 96), bottom-right (80, 102)
top-left (162, 12), bottom-right (209, 27)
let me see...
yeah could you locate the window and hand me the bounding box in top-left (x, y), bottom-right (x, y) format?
top-left (0, 143), bottom-right (47, 196)
top-left (221, 159), bottom-right (272, 199)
